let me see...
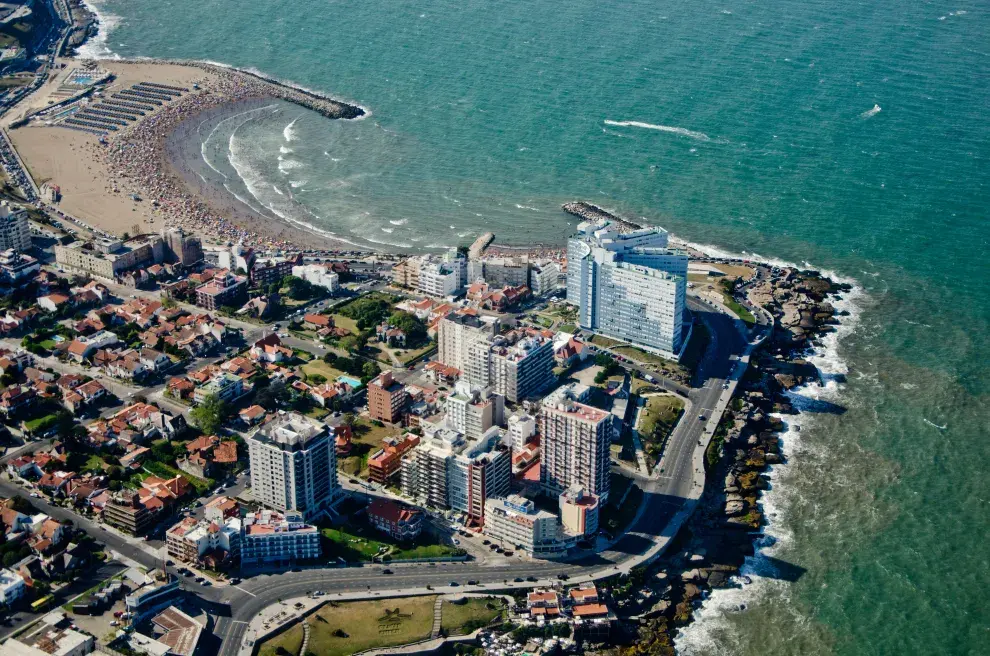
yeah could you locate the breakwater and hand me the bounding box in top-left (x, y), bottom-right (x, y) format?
top-left (562, 201), bottom-right (644, 231)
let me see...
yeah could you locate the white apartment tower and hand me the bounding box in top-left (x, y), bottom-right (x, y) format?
top-left (539, 387), bottom-right (613, 502)
top-left (437, 312), bottom-right (499, 372)
top-left (567, 221), bottom-right (689, 357)
top-left (464, 331), bottom-right (555, 403)
top-left (0, 201), bottom-right (30, 252)
top-left (247, 412), bottom-right (339, 520)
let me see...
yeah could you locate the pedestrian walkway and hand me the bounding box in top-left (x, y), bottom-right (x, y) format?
top-left (430, 596), bottom-right (443, 638)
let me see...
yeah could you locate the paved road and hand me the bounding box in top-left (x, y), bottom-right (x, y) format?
top-left (205, 298), bottom-right (752, 656)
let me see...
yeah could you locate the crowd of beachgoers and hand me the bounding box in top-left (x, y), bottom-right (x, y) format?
top-left (92, 60), bottom-right (362, 252)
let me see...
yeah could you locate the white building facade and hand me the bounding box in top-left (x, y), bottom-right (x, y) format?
top-left (247, 412), bottom-right (339, 520)
top-left (567, 221), bottom-right (689, 358)
top-left (291, 264), bottom-right (340, 293)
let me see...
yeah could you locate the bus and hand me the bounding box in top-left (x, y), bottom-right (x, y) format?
top-left (31, 594), bottom-right (54, 612)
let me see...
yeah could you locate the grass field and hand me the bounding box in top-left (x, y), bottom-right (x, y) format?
top-left (321, 523), bottom-right (461, 563)
top-left (638, 395), bottom-right (684, 439)
top-left (720, 293), bottom-right (757, 325)
top-left (440, 597), bottom-right (505, 635)
top-left (327, 314), bottom-right (359, 334)
top-left (301, 359), bottom-right (347, 383)
top-left (260, 596), bottom-right (438, 656)
top-left (558, 323), bottom-right (578, 334)
top-left (589, 334), bottom-right (624, 349)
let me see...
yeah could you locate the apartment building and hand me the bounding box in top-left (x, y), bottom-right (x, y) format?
top-left (162, 227), bottom-right (203, 266)
top-left (0, 249), bottom-right (39, 286)
top-left (529, 260), bottom-right (562, 296)
top-left (291, 263), bottom-right (340, 292)
top-left (437, 312), bottom-right (498, 372)
top-left (195, 270), bottom-right (247, 311)
top-left (165, 515), bottom-right (241, 565)
top-left (559, 484), bottom-right (601, 539)
top-left (485, 333), bottom-right (555, 403)
top-left (367, 434), bottom-right (420, 484)
top-left (444, 381), bottom-right (504, 439)
top-left (103, 492), bottom-right (155, 535)
top-left (55, 235), bottom-right (165, 280)
top-left (483, 495), bottom-right (569, 556)
top-left (567, 220), bottom-right (689, 358)
top-left (0, 201), bottom-right (30, 252)
top-left (368, 371), bottom-right (408, 423)
top-left (247, 412), bottom-right (339, 520)
top-left (400, 424), bottom-right (510, 526)
top-left (539, 387), bottom-right (612, 502)
top-left (239, 510), bottom-right (321, 566)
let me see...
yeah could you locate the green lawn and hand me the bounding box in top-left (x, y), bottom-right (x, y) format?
top-left (83, 454), bottom-right (107, 473)
top-left (638, 395), bottom-right (684, 440)
top-left (143, 461), bottom-right (212, 495)
top-left (721, 293), bottom-right (757, 325)
top-left (321, 523), bottom-right (462, 563)
top-left (589, 334), bottom-right (624, 349)
top-left (327, 314), bottom-right (359, 335)
top-left (352, 417), bottom-right (400, 447)
top-left (440, 597), bottom-right (505, 635)
top-left (23, 414), bottom-right (58, 434)
top-left (305, 596), bottom-right (436, 656)
top-left (301, 359), bottom-right (347, 383)
top-left (558, 323), bottom-right (577, 334)
top-left (38, 339), bottom-right (57, 350)
top-left (258, 623), bottom-right (304, 656)
top-left (396, 342), bottom-right (436, 365)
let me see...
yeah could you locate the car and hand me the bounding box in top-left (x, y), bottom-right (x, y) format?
top-left (203, 581), bottom-right (212, 587)
top-left (110, 621), bottom-right (119, 627)
top-left (482, 539), bottom-right (490, 545)
top-left (195, 577), bottom-right (204, 583)
top-left (449, 581), bottom-right (459, 586)
top-left (467, 580), bottom-right (479, 586)
top-left (382, 569), bottom-right (393, 575)
top-left (504, 551), bottom-right (514, 557)
top-left (526, 576), bottom-right (538, 582)
top-left (29, 493), bottom-right (38, 498)
top-left (165, 560), bottom-right (174, 567)
top-left (230, 578), bottom-right (241, 585)
top-left (513, 577), bottom-right (524, 583)
top-left (698, 414), bottom-right (706, 421)
top-left (557, 573), bottom-right (570, 581)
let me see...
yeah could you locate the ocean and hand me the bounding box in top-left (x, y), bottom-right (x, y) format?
top-left (79, 0), bottom-right (988, 653)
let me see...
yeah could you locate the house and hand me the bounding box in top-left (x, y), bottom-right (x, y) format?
top-left (66, 330), bottom-right (120, 363)
top-left (167, 376), bottom-right (195, 400)
top-left (303, 313), bottom-right (332, 329)
top-left (239, 404), bottom-right (267, 426)
top-left (179, 435), bottom-right (238, 479)
top-left (554, 336), bottom-right (587, 368)
top-left (375, 322), bottom-right (406, 347)
top-left (250, 333), bottom-right (293, 363)
top-left (38, 293), bottom-right (71, 313)
top-left (119, 446), bottom-right (151, 470)
top-left (0, 385), bottom-right (35, 417)
top-left (425, 361), bottom-right (460, 385)
top-left (106, 351), bottom-right (150, 380)
top-left (139, 348), bottom-right (171, 372)
top-left (527, 590), bottom-right (561, 619)
top-left (220, 356), bottom-right (256, 380)
top-left (37, 471), bottom-right (76, 497)
top-left (366, 499), bottom-right (423, 541)
top-left (6, 456), bottom-right (42, 480)
top-left (334, 425), bottom-right (352, 456)
top-left (62, 379), bottom-right (108, 413)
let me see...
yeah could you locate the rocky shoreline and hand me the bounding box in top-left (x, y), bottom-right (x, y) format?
top-left (601, 266), bottom-right (852, 655)
top-left (562, 201), bottom-right (645, 232)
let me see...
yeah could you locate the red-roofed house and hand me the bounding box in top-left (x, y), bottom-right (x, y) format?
top-left (367, 498), bottom-right (422, 541)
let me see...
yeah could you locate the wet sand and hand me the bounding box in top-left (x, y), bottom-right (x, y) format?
top-left (8, 58), bottom-right (364, 251)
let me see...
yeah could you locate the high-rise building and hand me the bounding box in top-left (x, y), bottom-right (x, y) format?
top-left (247, 412), bottom-right (339, 520)
top-left (162, 227), bottom-right (203, 266)
top-left (567, 221), bottom-right (689, 357)
top-left (400, 423), bottom-right (510, 527)
top-left (540, 386), bottom-right (613, 502)
top-left (437, 312), bottom-right (499, 372)
top-left (444, 380), bottom-right (504, 439)
top-left (417, 248), bottom-right (467, 298)
top-left (0, 201), bottom-right (30, 252)
top-left (465, 331), bottom-right (555, 403)
top-left (368, 371), bottom-right (408, 424)
top-left (507, 413), bottom-right (537, 451)
top-left (529, 261), bottom-right (562, 296)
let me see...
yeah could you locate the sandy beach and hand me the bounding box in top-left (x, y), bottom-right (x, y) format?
top-left (6, 58), bottom-right (365, 251)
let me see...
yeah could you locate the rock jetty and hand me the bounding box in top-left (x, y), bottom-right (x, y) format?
top-left (562, 201), bottom-right (644, 231)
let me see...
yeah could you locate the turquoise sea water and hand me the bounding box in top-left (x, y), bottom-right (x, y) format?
top-left (81, 1), bottom-right (988, 653)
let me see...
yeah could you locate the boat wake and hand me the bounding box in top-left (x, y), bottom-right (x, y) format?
top-left (604, 119), bottom-right (718, 142)
top-left (860, 104), bottom-right (882, 119)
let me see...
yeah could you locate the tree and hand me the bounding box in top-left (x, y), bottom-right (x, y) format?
top-left (322, 352), bottom-right (337, 364)
top-left (387, 311), bottom-right (426, 344)
top-left (256, 381), bottom-right (289, 410)
top-left (2, 551), bottom-right (19, 567)
top-left (307, 373), bottom-right (327, 385)
top-left (341, 413), bottom-right (356, 428)
top-left (361, 360), bottom-right (380, 380)
top-left (594, 352), bottom-right (613, 368)
top-left (190, 393), bottom-right (229, 436)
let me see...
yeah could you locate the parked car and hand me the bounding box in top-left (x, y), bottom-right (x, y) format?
top-left (382, 569), bottom-right (393, 575)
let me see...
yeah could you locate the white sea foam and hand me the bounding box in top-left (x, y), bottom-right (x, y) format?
top-left (389, 219), bottom-right (408, 226)
top-left (860, 104), bottom-right (882, 119)
top-left (277, 159), bottom-right (304, 172)
top-left (201, 104), bottom-right (277, 180)
top-left (74, 0), bottom-right (123, 59)
top-left (604, 119), bottom-right (717, 142)
top-left (283, 116), bottom-right (301, 142)
top-left (280, 146), bottom-right (293, 154)
top-left (922, 418), bottom-right (947, 430)
top-left (289, 180), bottom-right (307, 188)
top-left (675, 243), bottom-right (865, 653)
top-left (381, 227), bottom-right (394, 234)
top-left (515, 204), bottom-right (541, 211)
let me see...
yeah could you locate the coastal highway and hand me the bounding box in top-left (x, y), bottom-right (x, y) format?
top-left (205, 300), bottom-right (751, 656)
